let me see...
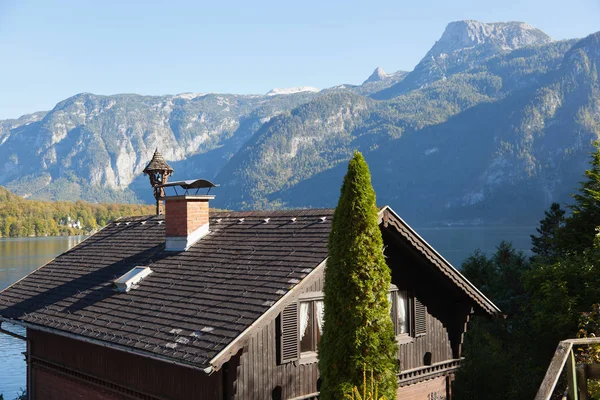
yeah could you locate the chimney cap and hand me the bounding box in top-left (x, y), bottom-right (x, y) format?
top-left (157, 179), bottom-right (218, 190)
top-left (158, 178), bottom-right (219, 196)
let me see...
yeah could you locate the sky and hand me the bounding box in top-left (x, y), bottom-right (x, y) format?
top-left (0, 0), bottom-right (599, 120)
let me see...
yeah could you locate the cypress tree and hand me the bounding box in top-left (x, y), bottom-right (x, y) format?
top-left (318, 151), bottom-right (398, 399)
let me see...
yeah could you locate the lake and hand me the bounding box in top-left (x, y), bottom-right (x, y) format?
top-left (0, 236), bottom-right (85, 400)
top-left (0, 226), bottom-right (534, 398)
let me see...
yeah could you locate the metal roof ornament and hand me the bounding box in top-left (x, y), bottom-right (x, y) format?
top-left (143, 149), bottom-right (174, 215)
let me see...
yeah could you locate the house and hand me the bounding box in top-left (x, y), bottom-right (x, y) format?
top-left (0, 180), bottom-right (499, 400)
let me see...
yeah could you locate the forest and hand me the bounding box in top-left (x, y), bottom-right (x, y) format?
top-left (0, 186), bottom-right (153, 237)
top-left (454, 142), bottom-right (600, 399)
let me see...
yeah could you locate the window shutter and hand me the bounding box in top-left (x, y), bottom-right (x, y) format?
top-left (280, 303), bottom-right (299, 363)
top-left (414, 297), bottom-right (427, 336)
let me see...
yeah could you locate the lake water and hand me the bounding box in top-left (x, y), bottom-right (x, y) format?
top-left (0, 226), bottom-right (535, 398)
top-left (0, 236), bottom-right (85, 400)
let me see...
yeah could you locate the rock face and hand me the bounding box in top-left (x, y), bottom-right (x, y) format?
top-left (364, 67), bottom-right (388, 83)
top-left (374, 20), bottom-right (553, 98)
top-left (427, 20), bottom-right (552, 57)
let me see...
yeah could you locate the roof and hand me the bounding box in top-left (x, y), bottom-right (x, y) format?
top-left (380, 207), bottom-right (500, 315)
top-left (0, 206), bottom-right (499, 372)
top-left (0, 209), bottom-right (333, 371)
top-left (143, 149), bottom-right (174, 173)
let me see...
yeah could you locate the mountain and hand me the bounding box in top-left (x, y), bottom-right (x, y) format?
top-left (214, 30), bottom-right (599, 226)
top-left (0, 21), bottom-right (598, 229)
top-left (374, 20), bottom-right (553, 99)
top-left (364, 67), bottom-right (388, 83)
top-left (0, 91), bottom-right (323, 203)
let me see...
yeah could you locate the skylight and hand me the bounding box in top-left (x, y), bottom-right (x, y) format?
top-left (113, 266), bottom-right (153, 292)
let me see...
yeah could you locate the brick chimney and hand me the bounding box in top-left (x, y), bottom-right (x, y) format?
top-left (164, 195), bottom-right (213, 251)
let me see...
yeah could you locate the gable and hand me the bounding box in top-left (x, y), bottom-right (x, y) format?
top-left (379, 207), bottom-right (500, 316)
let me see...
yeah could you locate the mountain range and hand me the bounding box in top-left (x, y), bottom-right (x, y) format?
top-left (1, 20), bottom-right (599, 227)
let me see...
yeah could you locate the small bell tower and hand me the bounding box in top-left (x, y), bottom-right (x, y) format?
top-left (143, 149), bottom-right (174, 215)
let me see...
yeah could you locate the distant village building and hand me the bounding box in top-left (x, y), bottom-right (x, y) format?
top-left (59, 216), bottom-right (82, 230)
top-left (0, 155), bottom-right (499, 399)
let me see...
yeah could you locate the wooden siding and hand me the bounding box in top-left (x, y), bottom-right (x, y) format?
top-left (231, 271), bottom-right (323, 400)
top-left (33, 366), bottom-right (125, 400)
top-left (28, 329), bottom-right (222, 400)
top-left (397, 311), bottom-right (453, 371)
top-left (230, 227), bottom-right (470, 399)
top-left (232, 321), bottom-right (320, 400)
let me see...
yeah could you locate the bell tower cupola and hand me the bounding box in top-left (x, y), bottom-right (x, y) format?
top-left (143, 149), bottom-right (174, 215)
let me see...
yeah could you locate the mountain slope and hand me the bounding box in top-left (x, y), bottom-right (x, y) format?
top-left (0, 91), bottom-right (321, 202)
top-left (215, 31), bottom-right (600, 226)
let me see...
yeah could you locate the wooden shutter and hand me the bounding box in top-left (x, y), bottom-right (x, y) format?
top-left (414, 297), bottom-right (427, 336)
top-left (280, 303), bottom-right (299, 363)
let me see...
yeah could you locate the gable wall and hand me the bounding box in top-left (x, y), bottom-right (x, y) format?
top-left (383, 228), bottom-right (473, 363)
top-left (398, 312), bottom-right (454, 371)
top-left (232, 229), bottom-right (471, 400)
top-left (231, 273), bottom-right (323, 400)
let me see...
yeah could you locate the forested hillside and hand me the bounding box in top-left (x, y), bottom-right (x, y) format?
top-left (0, 187), bottom-right (153, 237)
top-left (454, 142), bottom-right (600, 399)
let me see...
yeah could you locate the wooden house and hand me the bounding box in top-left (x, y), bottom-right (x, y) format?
top-left (0, 181), bottom-right (499, 400)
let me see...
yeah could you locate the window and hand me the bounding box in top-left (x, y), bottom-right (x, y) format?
top-left (388, 286), bottom-right (427, 338)
top-left (299, 299), bottom-right (324, 354)
top-left (388, 289), bottom-right (410, 335)
top-left (279, 294), bottom-right (324, 364)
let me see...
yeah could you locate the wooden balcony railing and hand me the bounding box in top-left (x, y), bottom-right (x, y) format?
top-left (535, 337), bottom-right (600, 400)
top-left (286, 358), bottom-right (462, 400)
top-left (397, 358), bottom-right (463, 386)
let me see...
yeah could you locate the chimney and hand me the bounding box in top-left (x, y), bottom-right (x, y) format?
top-left (164, 195), bottom-right (214, 251)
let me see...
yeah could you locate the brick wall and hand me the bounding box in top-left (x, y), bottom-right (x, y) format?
top-left (33, 366), bottom-right (125, 400)
top-left (396, 376), bottom-right (448, 400)
top-left (165, 196), bottom-right (209, 237)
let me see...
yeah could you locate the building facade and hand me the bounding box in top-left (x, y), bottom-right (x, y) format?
top-left (0, 187), bottom-right (498, 400)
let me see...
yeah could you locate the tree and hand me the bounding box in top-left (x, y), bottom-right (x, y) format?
top-left (455, 243), bottom-right (534, 399)
top-left (318, 151), bottom-right (398, 400)
top-left (530, 202), bottom-right (566, 264)
top-left (560, 141), bottom-right (600, 253)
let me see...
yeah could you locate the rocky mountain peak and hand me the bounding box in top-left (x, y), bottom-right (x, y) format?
top-left (426, 20), bottom-right (552, 58)
top-left (373, 20), bottom-right (554, 99)
top-left (364, 67), bottom-right (388, 84)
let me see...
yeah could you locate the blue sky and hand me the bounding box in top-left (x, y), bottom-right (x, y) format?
top-left (0, 0), bottom-right (598, 120)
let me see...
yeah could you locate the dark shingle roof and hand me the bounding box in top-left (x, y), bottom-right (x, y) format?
top-left (0, 209), bottom-right (333, 369)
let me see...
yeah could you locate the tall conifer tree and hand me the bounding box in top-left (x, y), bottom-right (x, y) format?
top-left (318, 151), bottom-right (397, 399)
top-left (560, 142), bottom-right (600, 253)
top-left (530, 202), bottom-right (566, 264)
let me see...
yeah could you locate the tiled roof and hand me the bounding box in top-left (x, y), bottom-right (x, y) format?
top-left (0, 209), bottom-right (333, 369)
